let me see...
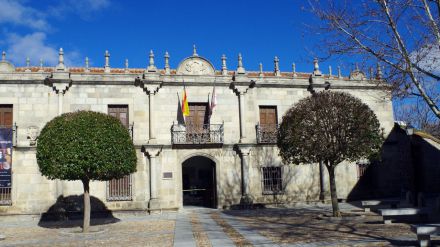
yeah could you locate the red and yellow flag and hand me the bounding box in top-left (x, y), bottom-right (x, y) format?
top-left (182, 88), bottom-right (189, 116)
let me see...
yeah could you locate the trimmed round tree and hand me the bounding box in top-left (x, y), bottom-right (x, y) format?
top-left (277, 91), bottom-right (383, 216)
top-left (37, 111), bottom-right (137, 232)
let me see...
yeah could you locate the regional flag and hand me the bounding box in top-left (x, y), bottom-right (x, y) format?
top-left (210, 85), bottom-right (217, 115)
top-left (182, 88), bottom-right (190, 117)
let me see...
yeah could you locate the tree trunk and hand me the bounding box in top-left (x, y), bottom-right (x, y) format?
top-left (82, 179), bottom-right (90, 233)
top-left (326, 162), bottom-right (341, 217)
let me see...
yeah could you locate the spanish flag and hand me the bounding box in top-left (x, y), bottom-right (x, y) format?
top-left (182, 88), bottom-right (189, 116)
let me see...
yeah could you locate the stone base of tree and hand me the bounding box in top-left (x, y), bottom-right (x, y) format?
top-left (240, 195), bottom-right (253, 207)
top-left (148, 199), bottom-right (161, 213)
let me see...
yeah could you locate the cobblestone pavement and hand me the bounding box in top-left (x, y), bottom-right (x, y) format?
top-left (0, 203), bottom-right (436, 247)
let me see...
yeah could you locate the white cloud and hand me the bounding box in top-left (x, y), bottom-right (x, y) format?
top-left (411, 44), bottom-right (440, 75)
top-left (49, 0), bottom-right (111, 20)
top-left (0, 0), bottom-right (111, 67)
top-left (5, 32), bottom-right (80, 66)
top-left (0, 0), bottom-right (49, 30)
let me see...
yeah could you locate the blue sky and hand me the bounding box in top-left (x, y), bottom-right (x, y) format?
top-left (0, 0), bottom-right (352, 75)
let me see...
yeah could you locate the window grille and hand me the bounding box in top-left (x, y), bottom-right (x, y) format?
top-left (261, 167), bottom-right (283, 194)
top-left (356, 163), bottom-right (369, 179)
top-left (0, 187), bottom-right (11, 205)
top-left (107, 174), bottom-right (132, 201)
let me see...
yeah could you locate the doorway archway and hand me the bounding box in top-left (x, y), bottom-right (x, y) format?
top-left (182, 156), bottom-right (217, 208)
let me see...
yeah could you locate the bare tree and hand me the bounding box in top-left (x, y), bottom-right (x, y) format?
top-left (277, 91), bottom-right (383, 217)
top-left (395, 98), bottom-right (440, 137)
top-left (308, 0), bottom-right (440, 120)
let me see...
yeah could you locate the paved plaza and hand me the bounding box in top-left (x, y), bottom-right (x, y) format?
top-left (0, 203), bottom-right (438, 247)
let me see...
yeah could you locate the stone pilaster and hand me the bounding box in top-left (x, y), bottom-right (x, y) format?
top-left (44, 75), bottom-right (72, 200)
top-left (230, 81), bottom-right (255, 143)
top-left (145, 84), bottom-right (161, 143)
top-left (135, 78), bottom-right (161, 143)
top-left (236, 144), bottom-right (253, 205)
top-left (143, 145), bottom-right (163, 213)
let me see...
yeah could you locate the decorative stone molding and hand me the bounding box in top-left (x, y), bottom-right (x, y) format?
top-left (230, 81), bottom-right (255, 96)
top-left (176, 56), bottom-right (215, 76)
top-left (135, 78), bottom-right (162, 95)
top-left (44, 78), bottom-right (72, 95)
top-left (142, 145), bottom-right (163, 158)
top-left (26, 126), bottom-right (39, 146)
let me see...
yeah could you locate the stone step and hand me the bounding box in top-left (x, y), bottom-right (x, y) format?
top-left (379, 208), bottom-right (429, 216)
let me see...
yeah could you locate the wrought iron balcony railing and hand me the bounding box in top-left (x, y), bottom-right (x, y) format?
top-left (256, 123), bottom-right (279, 144)
top-left (171, 123), bottom-right (224, 145)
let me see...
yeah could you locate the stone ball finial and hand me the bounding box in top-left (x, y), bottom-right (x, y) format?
top-left (236, 53), bottom-right (245, 74)
top-left (147, 49), bottom-right (157, 72)
top-left (313, 58), bottom-right (319, 71)
top-left (312, 58), bottom-right (322, 76)
top-left (193, 44), bottom-right (198, 56)
top-left (39, 58), bottom-right (44, 72)
top-left (221, 54), bottom-right (227, 75)
top-left (104, 50), bottom-right (110, 73)
top-left (376, 63), bottom-right (382, 80)
top-left (274, 56), bottom-right (280, 76)
top-left (56, 47), bottom-right (66, 71)
top-left (25, 57), bottom-right (31, 72)
top-left (164, 51), bottom-right (170, 75)
top-left (59, 48), bottom-right (64, 63)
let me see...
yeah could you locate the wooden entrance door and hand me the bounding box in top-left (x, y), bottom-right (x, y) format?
top-left (185, 103), bottom-right (210, 143)
top-left (186, 103), bottom-right (209, 131)
top-left (259, 106), bottom-right (278, 143)
top-left (259, 106), bottom-right (277, 127)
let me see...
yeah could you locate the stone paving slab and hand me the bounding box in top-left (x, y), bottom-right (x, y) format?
top-left (197, 210), bottom-right (235, 247)
top-left (174, 212), bottom-right (197, 247)
top-left (221, 211), bottom-right (280, 246)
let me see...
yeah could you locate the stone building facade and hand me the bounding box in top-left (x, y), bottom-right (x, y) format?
top-left (0, 47), bottom-right (394, 214)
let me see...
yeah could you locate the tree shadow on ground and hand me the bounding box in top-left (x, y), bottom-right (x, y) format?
top-left (38, 195), bottom-right (119, 229)
top-left (222, 207), bottom-right (430, 246)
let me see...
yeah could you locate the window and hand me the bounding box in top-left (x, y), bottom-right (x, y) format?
top-left (257, 106), bottom-right (278, 143)
top-left (261, 167), bottom-right (283, 194)
top-left (356, 162), bottom-right (370, 180)
top-left (0, 105), bottom-right (13, 205)
top-left (107, 105), bottom-right (132, 201)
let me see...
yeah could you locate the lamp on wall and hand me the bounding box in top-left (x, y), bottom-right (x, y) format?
top-left (406, 125), bottom-right (415, 136)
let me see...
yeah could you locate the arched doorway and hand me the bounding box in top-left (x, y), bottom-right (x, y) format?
top-left (182, 156), bottom-right (217, 208)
